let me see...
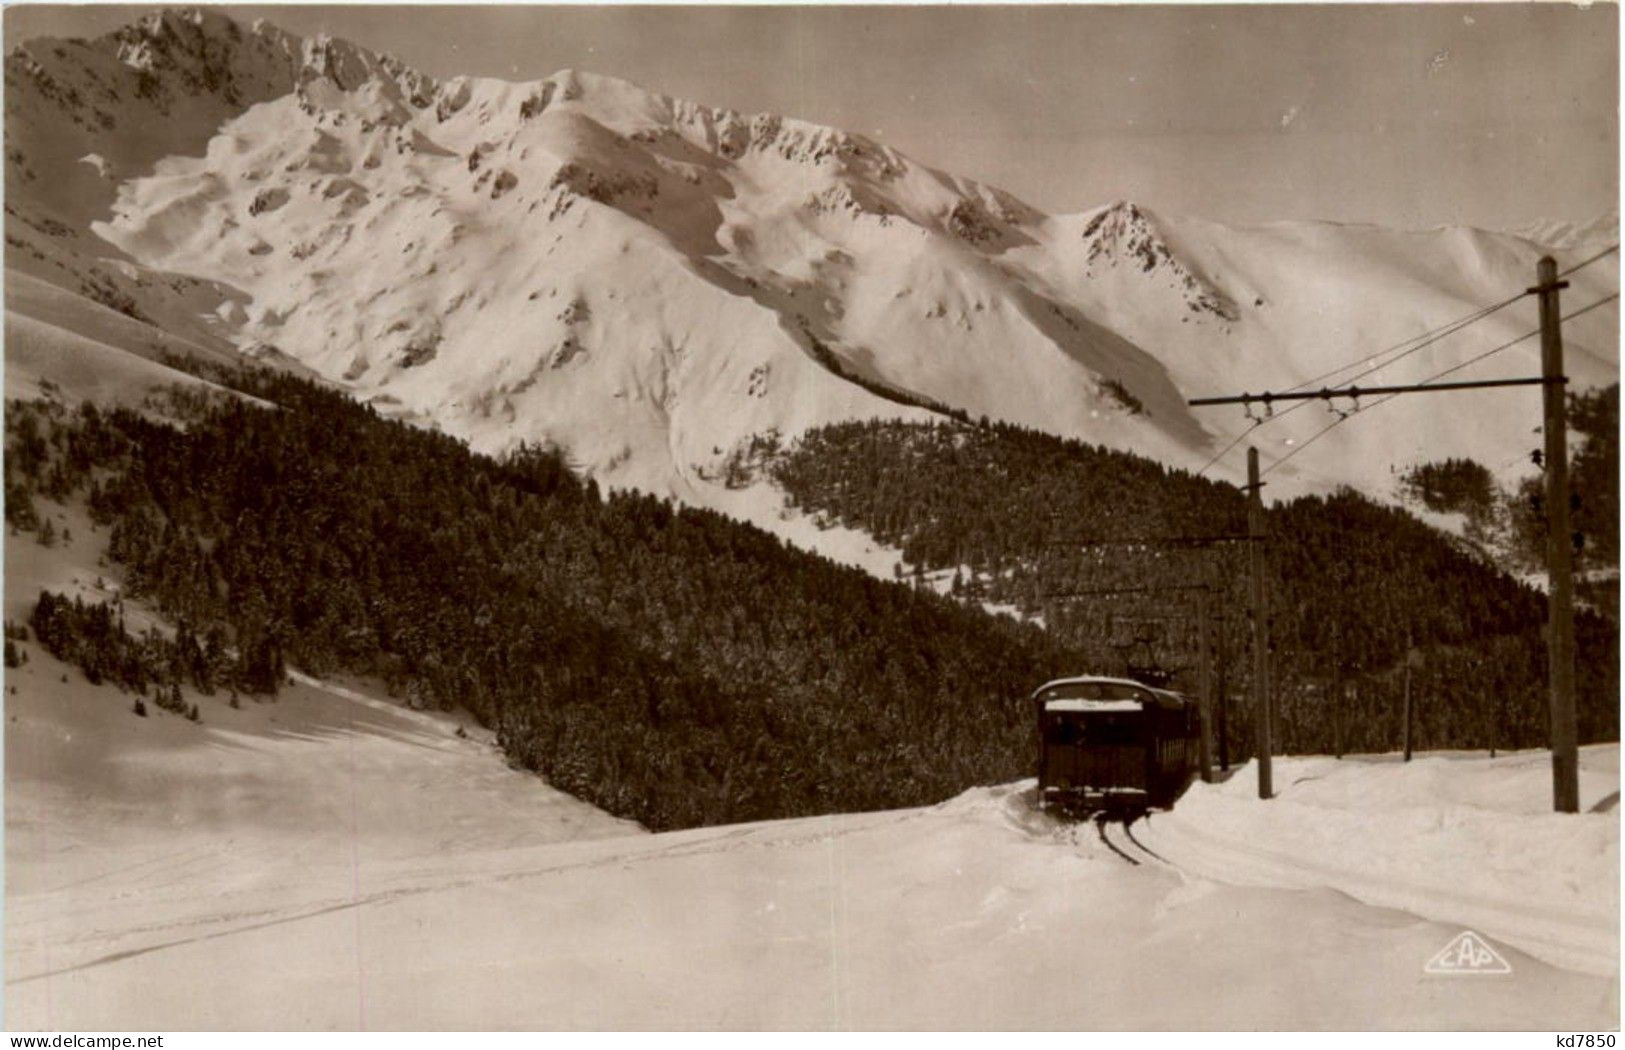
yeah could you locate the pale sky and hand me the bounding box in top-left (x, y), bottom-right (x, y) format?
top-left (6, 3), bottom-right (1618, 229)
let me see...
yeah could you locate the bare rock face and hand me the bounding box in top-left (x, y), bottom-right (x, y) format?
top-left (1080, 201), bottom-right (1238, 321)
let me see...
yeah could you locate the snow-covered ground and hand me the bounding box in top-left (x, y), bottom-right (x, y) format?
top-left (1143, 750), bottom-right (1620, 978)
top-left (3, 270), bottom-right (248, 410)
top-left (3, 509), bottom-right (1616, 1030)
top-left (7, 740), bottom-right (1618, 1028)
top-left (2, 506), bottom-right (640, 1030)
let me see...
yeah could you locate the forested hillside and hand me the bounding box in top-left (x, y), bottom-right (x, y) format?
top-left (1398, 384), bottom-right (1619, 615)
top-left (771, 419), bottom-right (1619, 758)
top-left (9, 353), bottom-right (1615, 830)
top-left (5, 374), bottom-right (1081, 831)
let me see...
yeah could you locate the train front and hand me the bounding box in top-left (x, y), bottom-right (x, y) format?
top-left (1033, 677), bottom-right (1157, 816)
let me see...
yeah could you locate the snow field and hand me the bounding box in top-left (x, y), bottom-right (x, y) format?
top-left (0, 494), bottom-right (1614, 1029)
top-left (1142, 749), bottom-right (1620, 977)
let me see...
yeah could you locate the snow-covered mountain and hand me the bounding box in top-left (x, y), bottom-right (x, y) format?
top-left (1508, 213), bottom-right (1620, 251)
top-left (7, 8), bottom-right (1618, 513)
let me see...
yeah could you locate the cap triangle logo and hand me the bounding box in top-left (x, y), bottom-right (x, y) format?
top-left (1424, 930), bottom-right (1512, 975)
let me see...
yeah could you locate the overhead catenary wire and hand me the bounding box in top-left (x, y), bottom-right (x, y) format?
top-left (1281, 292), bottom-right (1530, 395)
top-left (1557, 242), bottom-right (1619, 279)
top-left (1196, 292), bottom-right (1528, 477)
top-left (1195, 245), bottom-right (1618, 479)
top-left (1419, 292), bottom-right (1618, 385)
top-left (1188, 258), bottom-right (1605, 815)
top-left (1261, 292), bottom-right (1619, 479)
top-left (1257, 291), bottom-right (1620, 480)
top-left (1194, 420), bottom-right (1264, 478)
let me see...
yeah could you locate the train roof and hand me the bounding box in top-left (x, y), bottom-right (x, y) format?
top-left (1031, 675), bottom-right (1191, 710)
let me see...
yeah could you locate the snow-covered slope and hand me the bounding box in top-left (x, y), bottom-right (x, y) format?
top-left (8, 7), bottom-right (1616, 513)
top-left (1143, 750), bottom-right (1620, 977)
top-left (7, 684), bottom-right (1617, 1030)
top-left (2, 496), bottom-right (640, 1030)
top-left (1508, 213), bottom-right (1621, 252)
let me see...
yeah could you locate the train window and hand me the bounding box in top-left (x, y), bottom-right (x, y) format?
top-left (1043, 714), bottom-right (1141, 746)
top-left (1043, 719), bottom-right (1084, 746)
top-left (1082, 719), bottom-right (1143, 746)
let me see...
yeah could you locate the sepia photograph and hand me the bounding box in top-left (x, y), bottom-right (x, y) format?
top-left (0, 0), bottom-right (1618, 1034)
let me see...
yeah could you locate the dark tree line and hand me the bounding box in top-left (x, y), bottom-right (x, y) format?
top-left (6, 382), bottom-right (1079, 831)
top-left (771, 418), bottom-right (1619, 758)
top-left (1399, 386), bottom-right (1618, 616)
top-left (29, 592), bottom-right (204, 718)
top-left (1399, 458), bottom-right (1498, 517)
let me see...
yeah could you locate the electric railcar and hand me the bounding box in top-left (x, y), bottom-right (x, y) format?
top-left (1033, 675), bottom-right (1200, 816)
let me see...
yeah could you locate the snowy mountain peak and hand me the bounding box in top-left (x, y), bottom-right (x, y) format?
top-left (296, 30), bottom-right (437, 105)
top-left (4, 8), bottom-right (1616, 513)
top-left (7, 10), bottom-right (1215, 490)
top-left (7, 7), bottom-right (434, 122)
top-left (121, 6), bottom-right (252, 51)
top-left (1080, 200), bottom-right (1176, 269)
top-left (1078, 200), bottom-right (1238, 321)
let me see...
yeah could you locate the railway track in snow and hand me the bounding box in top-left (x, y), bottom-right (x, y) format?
top-left (1121, 815), bottom-right (1171, 864)
top-left (1091, 813), bottom-right (1171, 868)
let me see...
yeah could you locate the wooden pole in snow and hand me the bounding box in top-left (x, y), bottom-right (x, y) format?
top-left (1216, 607), bottom-right (1230, 772)
top-left (1403, 618), bottom-right (1413, 762)
top-left (1248, 446), bottom-right (1272, 799)
top-left (1535, 255), bottom-right (1580, 814)
top-left (1197, 584), bottom-right (1214, 782)
top-left (1332, 620), bottom-right (1343, 760)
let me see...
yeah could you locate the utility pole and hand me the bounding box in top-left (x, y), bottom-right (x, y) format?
top-left (1197, 585), bottom-right (1214, 782)
top-left (1402, 618), bottom-right (1414, 762)
top-left (1247, 446), bottom-right (1272, 799)
top-left (1535, 255), bottom-right (1580, 813)
top-left (1350, 681), bottom-right (1360, 753)
top-left (1190, 258), bottom-right (1593, 812)
top-left (1216, 609), bottom-right (1230, 772)
top-left (1331, 621), bottom-right (1343, 760)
